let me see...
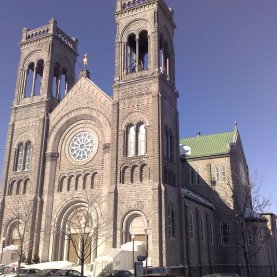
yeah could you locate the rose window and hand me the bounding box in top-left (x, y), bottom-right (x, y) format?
top-left (69, 132), bottom-right (96, 161)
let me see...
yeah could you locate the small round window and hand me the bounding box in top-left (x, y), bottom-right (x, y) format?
top-left (69, 132), bottom-right (96, 161)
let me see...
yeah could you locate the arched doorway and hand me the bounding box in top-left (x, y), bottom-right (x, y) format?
top-left (122, 211), bottom-right (148, 244)
top-left (53, 200), bottom-right (100, 265)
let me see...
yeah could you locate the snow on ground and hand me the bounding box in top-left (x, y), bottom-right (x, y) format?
top-left (30, 261), bottom-right (74, 270)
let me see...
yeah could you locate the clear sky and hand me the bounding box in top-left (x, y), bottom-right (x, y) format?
top-left (0, 0), bottom-right (276, 212)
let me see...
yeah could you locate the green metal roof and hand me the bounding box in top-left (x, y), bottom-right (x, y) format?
top-left (180, 131), bottom-right (236, 159)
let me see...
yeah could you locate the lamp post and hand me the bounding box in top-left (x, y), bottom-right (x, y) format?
top-left (144, 228), bottom-right (148, 273)
top-left (131, 234), bottom-right (135, 274)
top-left (1, 237), bottom-right (5, 264)
top-left (131, 234), bottom-right (135, 264)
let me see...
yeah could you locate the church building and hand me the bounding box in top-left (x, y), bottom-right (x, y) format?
top-left (0, 1), bottom-right (276, 277)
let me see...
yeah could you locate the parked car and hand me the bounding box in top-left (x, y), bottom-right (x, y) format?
top-left (166, 266), bottom-right (188, 277)
top-left (0, 268), bottom-right (41, 277)
top-left (203, 273), bottom-right (240, 277)
top-left (142, 267), bottom-right (172, 277)
top-left (99, 270), bottom-right (133, 277)
top-left (39, 269), bottom-right (61, 276)
top-left (143, 267), bottom-right (167, 275)
top-left (42, 270), bottom-right (81, 277)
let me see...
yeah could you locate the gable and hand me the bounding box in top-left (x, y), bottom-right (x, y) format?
top-left (49, 77), bottom-right (113, 131)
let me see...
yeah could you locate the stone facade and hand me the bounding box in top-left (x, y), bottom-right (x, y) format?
top-left (0, 1), bottom-right (276, 276)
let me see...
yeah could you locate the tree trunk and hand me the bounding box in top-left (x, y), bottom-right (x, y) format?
top-left (81, 238), bottom-right (84, 277)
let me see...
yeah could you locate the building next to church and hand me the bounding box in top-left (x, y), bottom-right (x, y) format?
top-left (0, 0), bottom-right (276, 277)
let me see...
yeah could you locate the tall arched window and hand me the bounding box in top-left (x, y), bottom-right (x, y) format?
top-left (215, 166), bottom-right (220, 182)
top-left (24, 142), bottom-right (32, 171)
top-left (34, 59), bottom-right (44, 95)
top-left (168, 204), bottom-right (175, 238)
top-left (214, 165), bottom-right (227, 183)
top-left (137, 123), bottom-right (146, 155)
top-left (220, 221), bottom-right (231, 245)
top-left (24, 62), bottom-right (35, 97)
top-left (189, 212), bottom-right (194, 241)
top-left (190, 168), bottom-right (200, 185)
top-left (16, 144), bottom-right (24, 172)
top-left (127, 125), bottom-right (135, 157)
top-left (209, 221), bottom-right (214, 244)
top-left (200, 216), bottom-right (205, 243)
top-left (221, 166), bottom-right (227, 182)
top-left (138, 31), bottom-right (149, 71)
top-left (126, 34), bottom-right (136, 73)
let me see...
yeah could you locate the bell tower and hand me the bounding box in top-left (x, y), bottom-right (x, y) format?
top-left (0, 19), bottom-right (78, 260)
top-left (15, 18), bottom-right (78, 104)
top-left (111, 0), bottom-right (181, 266)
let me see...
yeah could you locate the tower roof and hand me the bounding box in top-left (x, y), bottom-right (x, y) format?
top-left (180, 131), bottom-right (238, 159)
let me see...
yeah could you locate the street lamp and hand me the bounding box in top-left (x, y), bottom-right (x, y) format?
top-left (1, 237), bottom-right (5, 264)
top-left (144, 228), bottom-right (149, 273)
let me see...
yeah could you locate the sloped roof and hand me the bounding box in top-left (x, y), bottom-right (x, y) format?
top-left (180, 131), bottom-right (236, 159)
top-left (181, 187), bottom-right (215, 210)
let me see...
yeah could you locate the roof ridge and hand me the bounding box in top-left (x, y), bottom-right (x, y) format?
top-left (180, 131), bottom-right (234, 141)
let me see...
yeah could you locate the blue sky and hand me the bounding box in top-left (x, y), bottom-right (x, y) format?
top-left (0, 0), bottom-right (276, 212)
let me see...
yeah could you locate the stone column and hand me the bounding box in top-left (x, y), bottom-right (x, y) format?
top-left (40, 152), bottom-right (59, 262)
top-left (56, 74), bottom-right (61, 99)
top-left (31, 65), bottom-right (37, 96)
top-left (148, 35), bottom-right (151, 70)
top-left (136, 37), bottom-right (139, 72)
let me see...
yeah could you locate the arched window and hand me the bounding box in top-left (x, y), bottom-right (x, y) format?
top-left (200, 216), bottom-right (205, 243)
top-left (121, 167), bottom-right (128, 184)
top-left (259, 228), bottom-right (263, 246)
top-left (52, 62), bottom-right (67, 100)
top-left (215, 166), bottom-right (220, 182)
top-left (189, 212), bottom-right (194, 241)
top-left (23, 179), bottom-right (30, 194)
top-left (209, 221), bottom-right (214, 244)
top-left (75, 175), bottom-right (81, 191)
top-left (220, 221), bottom-right (231, 245)
top-left (16, 181), bottom-right (22, 195)
top-left (24, 142), bottom-right (32, 171)
top-left (137, 123), bottom-right (146, 155)
top-left (164, 167), bottom-right (168, 184)
top-left (131, 166), bottom-right (138, 184)
top-left (67, 176), bottom-right (74, 192)
top-left (168, 204), bottom-right (175, 238)
top-left (24, 62), bottom-right (35, 97)
top-left (159, 39), bottom-right (170, 78)
top-left (140, 164), bottom-right (149, 183)
top-left (190, 168), bottom-right (200, 185)
top-left (34, 59), bottom-right (44, 95)
top-left (214, 165), bottom-right (227, 183)
top-left (58, 176), bottom-right (66, 192)
top-left (138, 30), bottom-right (149, 71)
top-left (126, 34), bottom-right (136, 73)
top-left (91, 173), bottom-right (99, 189)
top-left (127, 125), bottom-right (136, 157)
top-left (16, 143), bottom-right (24, 172)
top-left (247, 229), bottom-right (252, 246)
top-left (83, 173), bottom-right (90, 190)
top-left (8, 181), bottom-right (16, 196)
top-left (221, 166), bottom-right (227, 182)
top-left (164, 127), bottom-right (173, 161)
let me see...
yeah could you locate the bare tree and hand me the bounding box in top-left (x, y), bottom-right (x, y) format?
top-left (229, 172), bottom-right (272, 277)
top-left (4, 196), bottom-right (37, 276)
top-left (55, 190), bottom-right (112, 277)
